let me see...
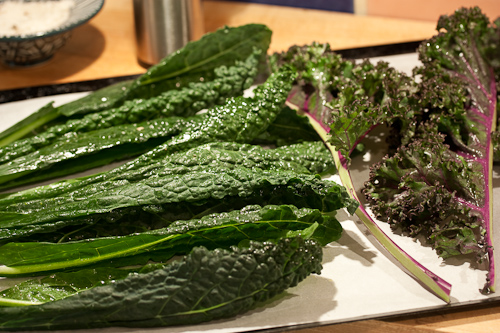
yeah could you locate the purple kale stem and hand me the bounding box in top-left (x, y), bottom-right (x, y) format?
top-left (460, 56), bottom-right (491, 100)
top-left (454, 57), bottom-right (497, 293)
top-left (336, 147), bottom-right (452, 298)
top-left (480, 68), bottom-right (497, 293)
top-left (348, 124), bottom-right (379, 157)
top-left (319, 109), bottom-right (453, 300)
top-left (441, 40), bottom-right (497, 293)
top-left (291, 91), bottom-right (453, 301)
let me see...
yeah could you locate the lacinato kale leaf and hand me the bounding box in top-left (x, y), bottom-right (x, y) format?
top-left (0, 167), bottom-right (354, 242)
top-left (0, 139), bottom-right (354, 243)
top-left (0, 24), bottom-right (271, 148)
top-left (0, 140), bottom-right (334, 209)
top-left (0, 237), bottom-right (323, 331)
top-left (0, 51), bottom-right (260, 166)
top-left (0, 67), bottom-right (295, 204)
top-left (0, 52), bottom-right (263, 190)
top-left (0, 115), bottom-right (202, 191)
top-left (125, 24), bottom-right (271, 100)
top-left (0, 204), bottom-right (341, 276)
top-left (0, 80), bottom-right (133, 147)
top-left (0, 267), bottom-right (139, 306)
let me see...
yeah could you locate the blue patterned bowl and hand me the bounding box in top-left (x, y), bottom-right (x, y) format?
top-left (0, 0), bottom-right (104, 67)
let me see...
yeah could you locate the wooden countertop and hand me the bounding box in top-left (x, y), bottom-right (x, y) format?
top-left (0, 0), bottom-right (438, 90)
top-left (1, 1), bottom-right (500, 332)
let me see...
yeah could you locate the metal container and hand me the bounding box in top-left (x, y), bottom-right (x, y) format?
top-left (133, 0), bottom-right (204, 66)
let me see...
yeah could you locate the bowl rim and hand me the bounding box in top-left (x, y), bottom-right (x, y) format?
top-left (0, 0), bottom-right (105, 42)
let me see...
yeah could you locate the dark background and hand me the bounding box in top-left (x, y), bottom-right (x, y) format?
top-left (217, 0), bottom-right (354, 13)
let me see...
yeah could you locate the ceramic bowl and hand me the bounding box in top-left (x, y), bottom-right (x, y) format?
top-left (0, 0), bottom-right (104, 67)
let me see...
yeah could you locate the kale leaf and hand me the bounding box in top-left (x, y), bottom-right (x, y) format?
top-left (269, 41), bottom-right (453, 301)
top-left (0, 237), bottom-right (322, 330)
top-left (364, 128), bottom-right (486, 259)
top-left (0, 204), bottom-right (341, 276)
top-left (365, 7), bottom-right (498, 293)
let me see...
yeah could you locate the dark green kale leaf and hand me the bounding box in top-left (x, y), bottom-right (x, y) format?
top-left (0, 51), bottom-right (260, 166)
top-left (0, 81), bottom-right (134, 148)
top-left (0, 115), bottom-right (203, 191)
top-left (0, 138), bottom-right (354, 243)
top-left (0, 66), bottom-right (296, 203)
top-left (0, 167), bottom-right (355, 243)
top-left (0, 24), bottom-right (271, 148)
top-left (56, 80), bottom-right (134, 119)
top-left (0, 139), bottom-right (333, 208)
top-left (0, 204), bottom-right (341, 276)
top-left (125, 24), bottom-right (271, 100)
top-left (0, 267), bottom-right (139, 306)
top-left (0, 237), bottom-right (322, 331)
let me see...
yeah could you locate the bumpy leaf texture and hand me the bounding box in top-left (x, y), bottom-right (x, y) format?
top-left (366, 7), bottom-right (498, 293)
top-left (126, 24), bottom-right (272, 99)
top-left (0, 267), bottom-right (136, 306)
top-left (364, 129), bottom-right (486, 258)
top-left (0, 204), bottom-right (342, 276)
top-left (0, 24), bottom-right (272, 148)
top-left (0, 237), bottom-right (322, 331)
top-left (270, 42), bottom-right (452, 302)
top-left (274, 42), bottom-right (417, 159)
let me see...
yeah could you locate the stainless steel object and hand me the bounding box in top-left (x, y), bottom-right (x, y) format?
top-left (133, 0), bottom-right (203, 66)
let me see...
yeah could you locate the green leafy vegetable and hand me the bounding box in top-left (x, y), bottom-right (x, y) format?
top-left (0, 52), bottom-right (259, 165)
top-left (0, 237), bottom-right (323, 330)
top-left (0, 267), bottom-right (138, 307)
top-left (0, 167), bottom-right (354, 242)
top-left (0, 139), bottom-right (354, 242)
top-left (0, 204), bottom-right (341, 276)
top-left (0, 140), bottom-right (334, 208)
top-left (364, 129), bottom-right (485, 258)
top-left (0, 115), bottom-right (202, 190)
top-left (125, 24), bottom-right (271, 99)
top-left (0, 23), bottom-right (345, 331)
top-left (0, 67), bottom-right (295, 207)
top-left (278, 7), bottom-right (499, 298)
top-left (271, 42), bottom-right (452, 302)
top-left (0, 24), bottom-right (271, 148)
top-left (365, 7), bottom-right (498, 294)
top-left (9, 9), bottom-right (499, 328)
top-left (0, 81), bottom-right (134, 148)
top-left (0, 66), bottom-right (296, 202)
top-left (0, 52), bottom-right (264, 190)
